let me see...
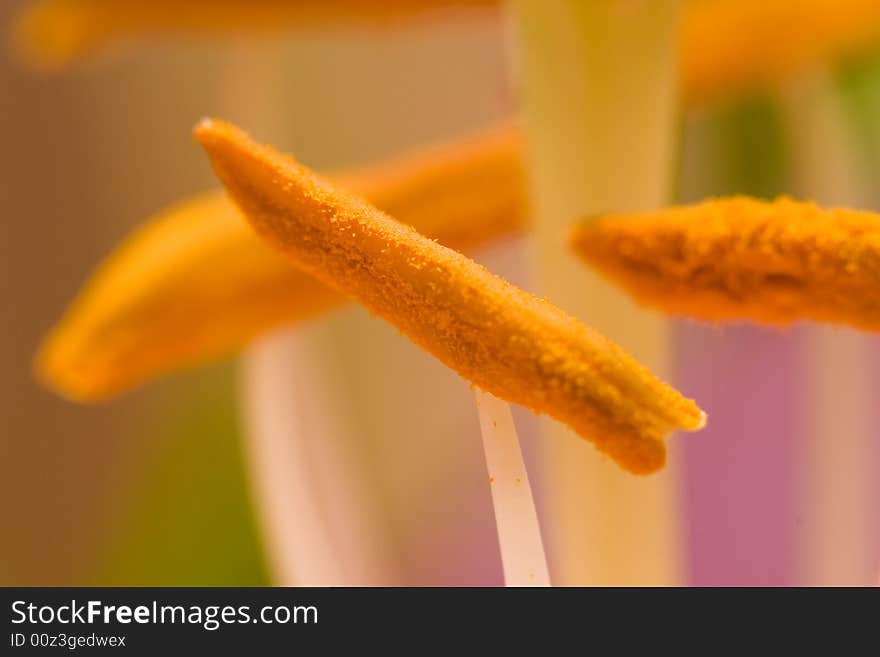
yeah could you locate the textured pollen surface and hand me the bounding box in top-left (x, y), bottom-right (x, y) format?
top-left (195, 119), bottom-right (706, 475)
top-left (571, 196), bottom-right (880, 331)
top-left (36, 123), bottom-right (525, 401)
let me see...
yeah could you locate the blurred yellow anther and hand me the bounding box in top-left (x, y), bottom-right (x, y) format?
top-left (682, 0), bottom-right (880, 105)
top-left (12, 0), bottom-right (498, 70)
top-left (36, 122), bottom-right (524, 401)
top-left (570, 196), bottom-right (880, 331)
top-left (14, 0), bottom-right (880, 107)
top-left (195, 118), bottom-right (705, 475)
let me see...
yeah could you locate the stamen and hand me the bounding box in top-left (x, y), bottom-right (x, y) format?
top-left (570, 196), bottom-right (880, 332)
top-left (474, 390), bottom-right (549, 587)
top-left (35, 123), bottom-right (523, 401)
top-left (195, 118), bottom-right (706, 475)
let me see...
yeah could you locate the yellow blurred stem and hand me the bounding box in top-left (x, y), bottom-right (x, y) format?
top-left (778, 71), bottom-right (875, 585)
top-left (510, 0), bottom-right (684, 584)
top-left (13, 0), bottom-right (498, 70)
top-left (36, 123), bottom-right (524, 402)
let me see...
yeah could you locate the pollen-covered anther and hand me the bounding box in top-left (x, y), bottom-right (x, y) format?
top-left (570, 196), bottom-right (880, 331)
top-left (34, 122), bottom-right (524, 401)
top-left (195, 118), bottom-right (706, 475)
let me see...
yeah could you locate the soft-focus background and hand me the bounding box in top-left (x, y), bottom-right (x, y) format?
top-left (3, 0), bottom-right (880, 586)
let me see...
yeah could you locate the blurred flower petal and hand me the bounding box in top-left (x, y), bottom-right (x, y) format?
top-left (36, 122), bottom-right (523, 401)
top-left (570, 196), bottom-right (880, 331)
top-left (196, 118), bottom-right (705, 475)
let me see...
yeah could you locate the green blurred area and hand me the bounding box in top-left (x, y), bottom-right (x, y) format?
top-left (92, 363), bottom-right (269, 586)
top-left (709, 94), bottom-right (787, 198)
top-left (681, 48), bottom-right (880, 203)
top-left (836, 48), bottom-right (880, 180)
